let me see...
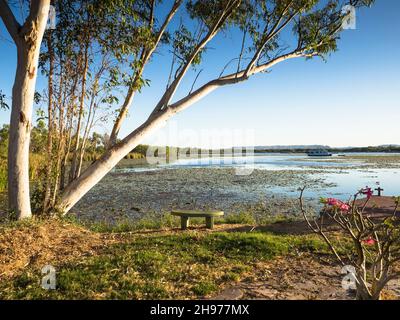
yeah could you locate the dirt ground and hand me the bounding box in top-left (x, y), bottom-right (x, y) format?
top-left (212, 255), bottom-right (352, 300)
top-left (354, 196), bottom-right (400, 217)
top-left (211, 254), bottom-right (400, 300)
top-left (207, 223), bottom-right (400, 300)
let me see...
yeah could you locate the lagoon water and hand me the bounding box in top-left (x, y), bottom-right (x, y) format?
top-left (168, 153), bottom-right (361, 170)
top-left (118, 153), bottom-right (400, 200)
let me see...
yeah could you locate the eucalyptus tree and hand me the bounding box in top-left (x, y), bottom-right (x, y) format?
top-left (0, 0), bottom-right (50, 218)
top-left (57, 0), bottom-right (373, 215)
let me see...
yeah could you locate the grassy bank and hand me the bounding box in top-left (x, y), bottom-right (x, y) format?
top-left (0, 216), bottom-right (336, 300)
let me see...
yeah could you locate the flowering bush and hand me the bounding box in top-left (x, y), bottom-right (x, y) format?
top-left (300, 187), bottom-right (400, 300)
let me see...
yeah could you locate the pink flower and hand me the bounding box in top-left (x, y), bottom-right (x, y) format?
top-left (339, 203), bottom-right (350, 212)
top-left (361, 187), bottom-right (373, 199)
top-left (362, 237), bottom-right (375, 246)
top-left (327, 198), bottom-right (341, 206)
top-left (322, 197), bottom-right (351, 212)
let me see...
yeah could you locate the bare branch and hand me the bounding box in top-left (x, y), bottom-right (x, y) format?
top-left (189, 69), bottom-right (203, 95)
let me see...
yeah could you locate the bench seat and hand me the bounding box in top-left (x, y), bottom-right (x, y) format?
top-left (171, 210), bottom-right (224, 230)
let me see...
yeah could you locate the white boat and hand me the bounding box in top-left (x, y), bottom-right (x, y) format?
top-left (306, 149), bottom-right (332, 157)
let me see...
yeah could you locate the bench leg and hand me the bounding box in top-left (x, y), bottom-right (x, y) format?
top-left (206, 217), bottom-right (214, 229)
top-left (181, 217), bottom-right (189, 230)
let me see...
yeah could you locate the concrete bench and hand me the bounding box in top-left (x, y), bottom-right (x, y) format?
top-left (171, 210), bottom-right (224, 230)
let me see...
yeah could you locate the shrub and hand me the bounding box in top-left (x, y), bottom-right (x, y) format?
top-left (300, 186), bottom-right (400, 300)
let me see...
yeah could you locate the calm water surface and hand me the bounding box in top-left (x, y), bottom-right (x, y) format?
top-left (117, 153), bottom-right (400, 200)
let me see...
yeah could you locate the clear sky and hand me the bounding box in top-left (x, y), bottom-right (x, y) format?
top-left (1, 1), bottom-right (399, 148)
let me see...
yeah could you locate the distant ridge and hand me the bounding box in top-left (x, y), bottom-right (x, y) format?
top-left (254, 145), bottom-right (400, 150)
top-left (378, 144), bottom-right (400, 147)
top-left (254, 145), bottom-right (329, 150)
top-left (251, 145), bottom-right (400, 153)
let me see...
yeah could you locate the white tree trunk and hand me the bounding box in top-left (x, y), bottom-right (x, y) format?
top-left (5, 1), bottom-right (50, 219)
top-left (8, 47), bottom-right (35, 218)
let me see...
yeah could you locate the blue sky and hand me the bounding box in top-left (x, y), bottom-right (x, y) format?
top-left (1, 1), bottom-right (399, 148)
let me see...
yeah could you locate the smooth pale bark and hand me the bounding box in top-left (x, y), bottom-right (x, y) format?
top-left (8, 46), bottom-right (37, 218)
top-left (3, 1), bottom-right (50, 219)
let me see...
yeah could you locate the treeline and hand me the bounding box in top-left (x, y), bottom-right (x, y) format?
top-left (0, 120), bottom-right (154, 193)
top-left (129, 145), bottom-right (400, 159)
top-left (254, 146), bottom-right (400, 154)
top-left (331, 146), bottom-right (400, 153)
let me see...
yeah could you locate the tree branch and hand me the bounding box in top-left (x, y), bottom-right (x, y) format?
top-left (107, 0), bottom-right (183, 147)
top-left (244, 0), bottom-right (299, 76)
top-left (0, 0), bottom-right (21, 44)
top-left (166, 48), bottom-right (312, 116)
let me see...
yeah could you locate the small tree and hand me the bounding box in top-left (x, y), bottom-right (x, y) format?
top-left (299, 187), bottom-right (400, 300)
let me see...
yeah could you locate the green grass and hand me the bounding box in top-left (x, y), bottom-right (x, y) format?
top-left (78, 214), bottom-right (179, 233)
top-left (66, 211), bottom-right (290, 234)
top-left (0, 230), bottom-right (330, 300)
top-left (224, 212), bottom-right (256, 225)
